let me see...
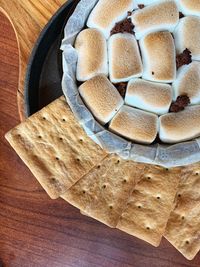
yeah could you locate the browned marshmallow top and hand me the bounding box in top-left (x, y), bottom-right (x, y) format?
top-left (72, 0), bottom-right (200, 144)
top-left (109, 105), bottom-right (158, 144)
top-left (140, 31), bottom-right (176, 83)
top-left (79, 75), bottom-right (124, 125)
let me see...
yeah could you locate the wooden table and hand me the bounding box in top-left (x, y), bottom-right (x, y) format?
top-left (0, 11), bottom-right (199, 267)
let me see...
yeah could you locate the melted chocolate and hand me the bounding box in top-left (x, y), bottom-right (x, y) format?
top-left (176, 48), bottom-right (192, 69)
top-left (179, 12), bottom-right (184, 19)
top-left (169, 95), bottom-right (190, 113)
top-left (110, 18), bottom-right (134, 36)
top-left (138, 4), bottom-right (145, 9)
top-left (114, 82), bottom-right (127, 98)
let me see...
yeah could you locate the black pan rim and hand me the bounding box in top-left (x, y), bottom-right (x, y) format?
top-left (24, 0), bottom-right (77, 117)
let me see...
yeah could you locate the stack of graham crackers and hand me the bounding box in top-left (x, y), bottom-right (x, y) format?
top-left (5, 96), bottom-right (200, 260)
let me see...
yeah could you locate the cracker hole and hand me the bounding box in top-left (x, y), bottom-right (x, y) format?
top-left (51, 178), bottom-right (56, 183)
top-left (146, 227), bottom-right (150, 230)
top-left (157, 196), bottom-right (160, 200)
top-left (103, 185), bottom-right (106, 189)
top-left (182, 216), bottom-right (185, 220)
top-left (18, 134), bottom-right (21, 137)
top-left (80, 139), bottom-right (83, 142)
top-left (166, 168), bottom-right (169, 171)
top-left (59, 137), bottom-right (63, 141)
top-left (38, 136), bottom-right (42, 139)
top-left (97, 165), bottom-right (101, 169)
top-left (83, 190), bottom-right (86, 194)
top-left (62, 118), bottom-right (66, 122)
top-left (56, 157), bottom-right (59, 161)
top-left (109, 205), bottom-right (113, 210)
top-left (178, 194), bottom-right (181, 197)
top-left (185, 241), bottom-right (189, 245)
top-left (138, 206), bottom-right (141, 209)
top-left (42, 117), bottom-right (46, 120)
top-left (152, 71), bottom-right (155, 75)
top-left (77, 158), bottom-right (80, 162)
top-left (196, 172), bottom-right (199, 176)
top-left (147, 176), bottom-right (151, 180)
top-left (123, 179), bottom-right (127, 183)
top-left (117, 160), bottom-right (120, 164)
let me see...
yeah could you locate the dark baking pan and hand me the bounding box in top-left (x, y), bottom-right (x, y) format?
top-left (24, 0), bottom-right (79, 117)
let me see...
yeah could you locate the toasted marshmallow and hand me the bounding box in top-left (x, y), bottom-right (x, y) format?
top-left (109, 105), bottom-right (158, 144)
top-left (87, 0), bottom-right (136, 39)
top-left (75, 29), bottom-right (108, 82)
top-left (174, 16), bottom-right (200, 61)
top-left (132, 0), bottom-right (179, 40)
top-left (108, 33), bottom-right (143, 83)
top-left (159, 105), bottom-right (200, 143)
top-left (79, 75), bottom-right (124, 125)
top-left (125, 78), bottom-right (172, 115)
top-left (173, 62), bottom-right (200, 105)
top-left (178, 0), bottom-right (200, 17)
top-left (140, 31), bottom-right (176, 83)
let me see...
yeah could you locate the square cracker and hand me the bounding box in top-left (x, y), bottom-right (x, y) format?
top-left (164, 163), bottom-right (200, 260)
top-left (5, 96), bottom-right (107, 199)
top-left (62, 154), bottom-right (146, 228)
top-left (117, 165), bottom-right (181, 247)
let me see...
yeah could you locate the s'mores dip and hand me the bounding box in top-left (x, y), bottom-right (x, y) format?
top-left (74, 0), bottom-right (200, 145)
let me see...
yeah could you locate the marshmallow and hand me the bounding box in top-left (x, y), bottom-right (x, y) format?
top-left (136, 0), bottom-right (158, 5)
top-left (109, 105), bottom-right (158, 144)
top-left (173, 62), bottom-right (200, 105)
top-left (125, 78), bottom-right (172, 115)
top-left (174, 16), bottom-right (200, 61)
top-left (108, 33), bottom-right (143, 83)
top-left (132, 0), bottom-right (179, 40)
top-left (87, 0), bottom-right (136, 39)
top-left (159, 105), bottom-right (200, 143)
top-left (79, 75), bottom-right (124, 125)
top-left (140, 31), bottom-right (176, 83)
top-left (178, 0), bottom-right (200, 17)
top-left (75, 29), bottom-right (108, 82)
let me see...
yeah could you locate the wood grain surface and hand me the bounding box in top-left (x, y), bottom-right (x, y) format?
top-left (0, 0), bottom-right (66, 121)
top-left (0, 8), bottom-right (200, 267)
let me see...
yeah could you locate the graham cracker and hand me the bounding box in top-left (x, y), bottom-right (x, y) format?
top-left (164, 162), bottom-right (200, 260)
top-left (5, 96), bottom-right (107, 199)
top-left (62, 154), bottom-right (146, 228)
top-left (117, 165), bottom-right (181, 247)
